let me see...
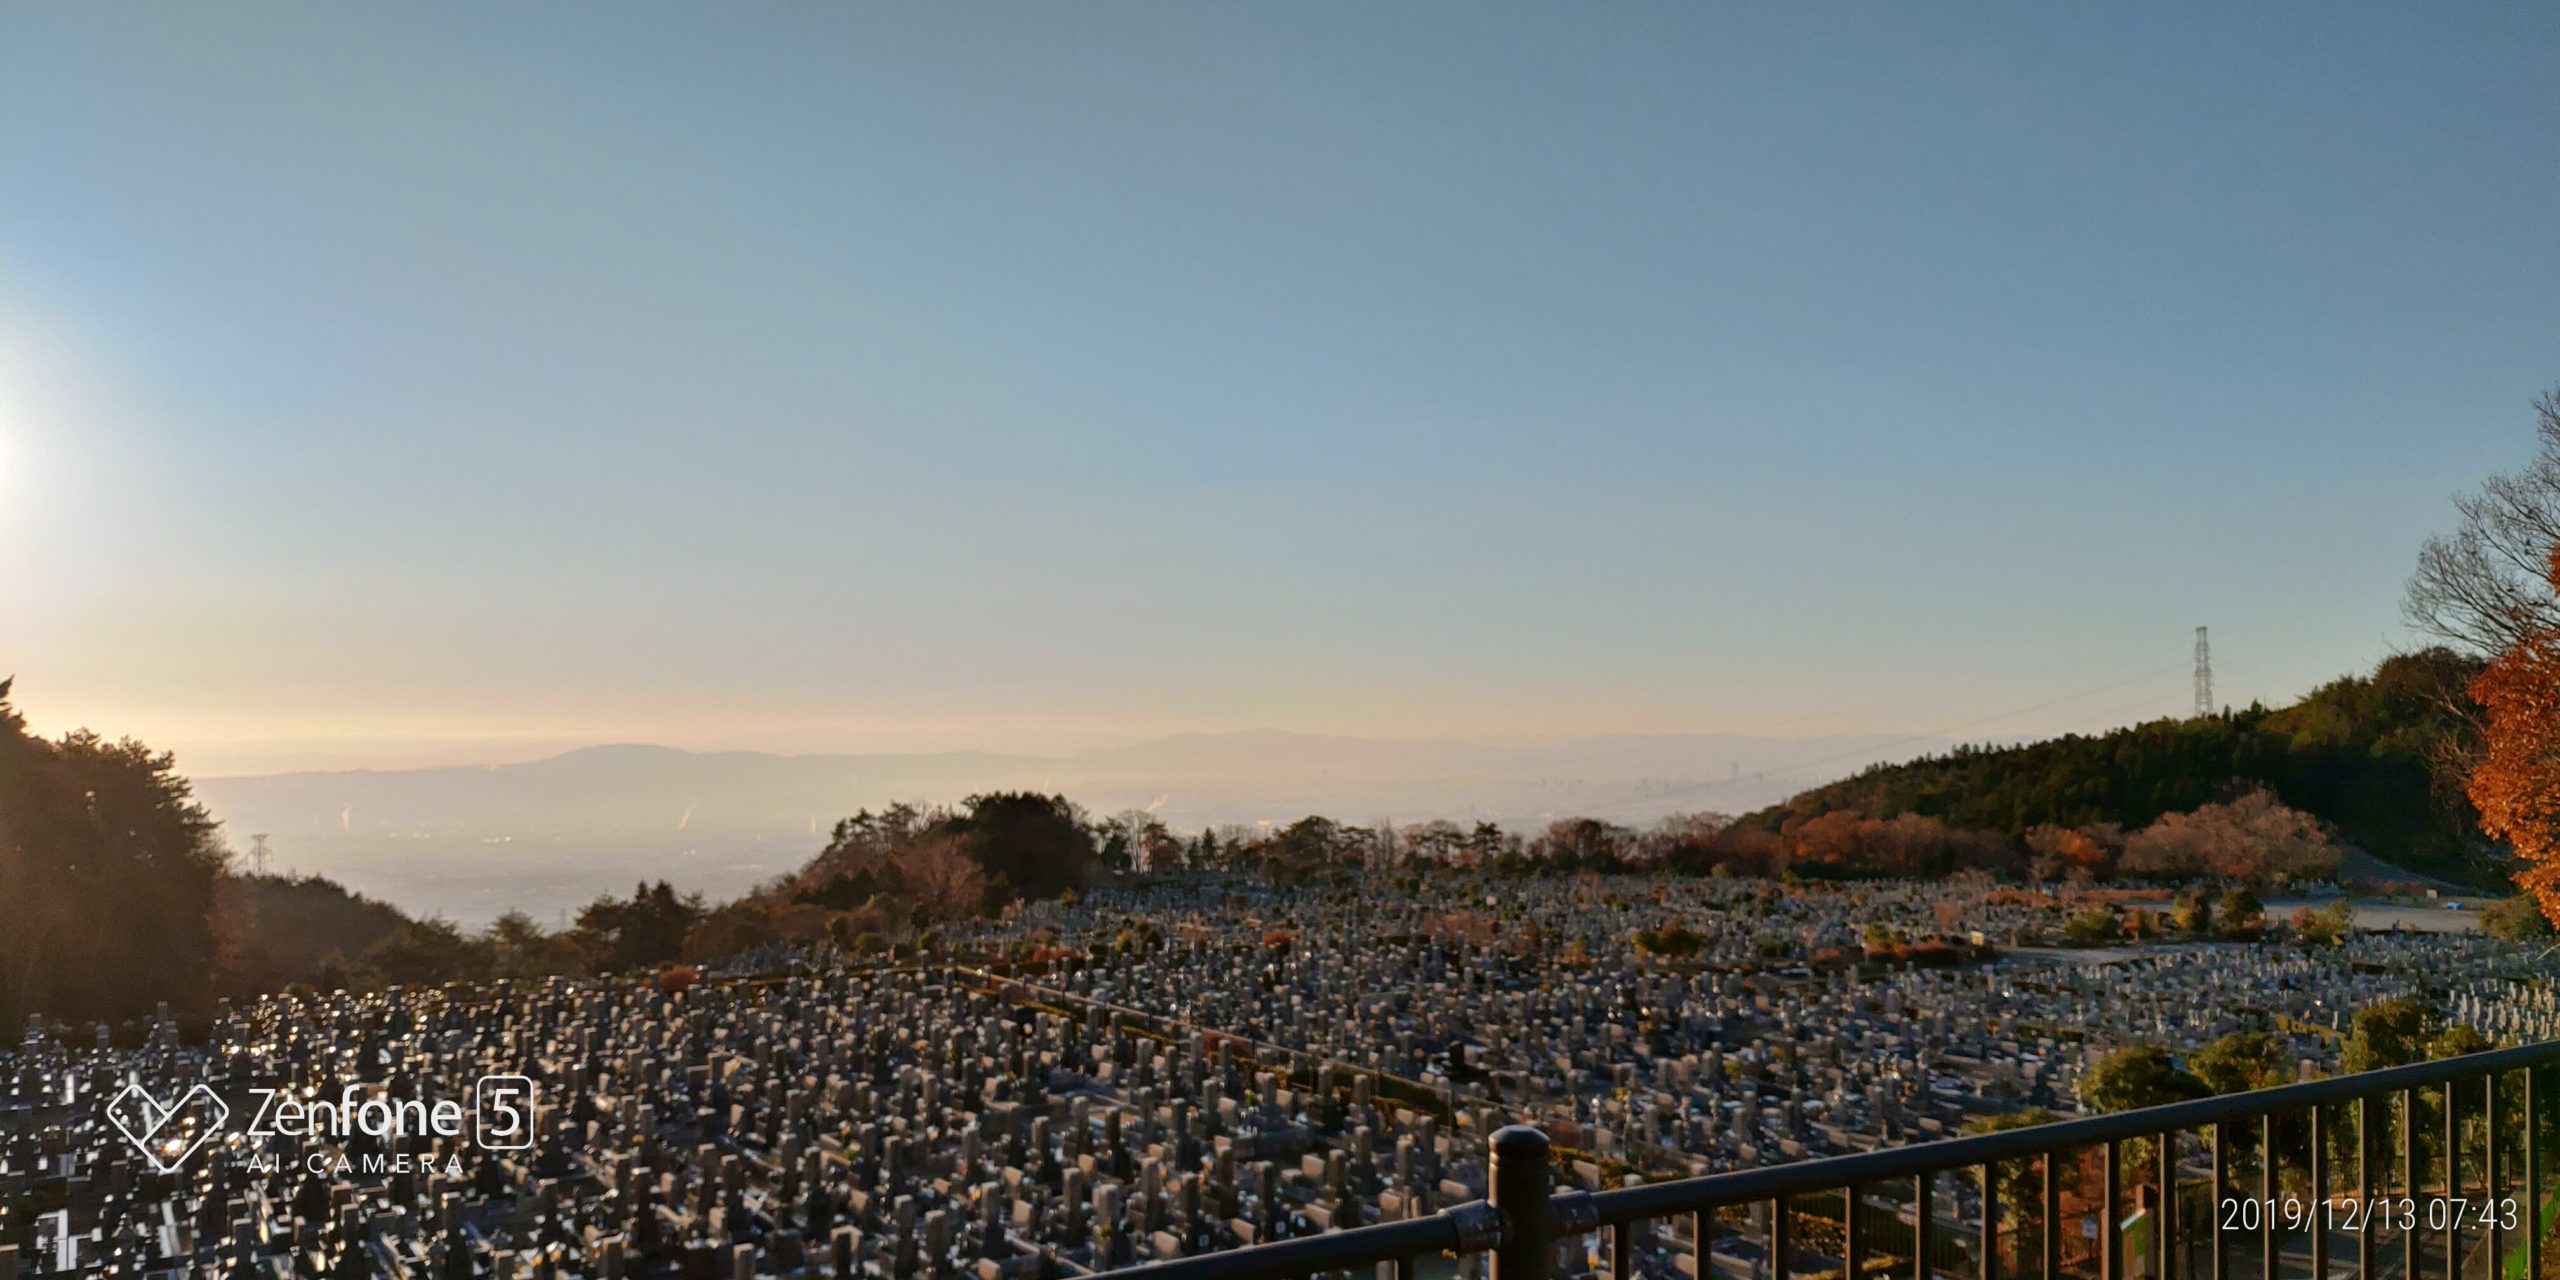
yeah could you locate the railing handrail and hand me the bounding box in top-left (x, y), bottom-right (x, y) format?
top-left (1592, 1037), bottom-right (2560, 1225)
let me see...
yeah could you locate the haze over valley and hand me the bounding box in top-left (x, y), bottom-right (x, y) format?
top-left (197, 728), bottom-right (1953, 923)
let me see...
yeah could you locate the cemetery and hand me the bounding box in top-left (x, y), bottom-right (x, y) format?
top-left (1, 876), bottom-right (2550, 1279)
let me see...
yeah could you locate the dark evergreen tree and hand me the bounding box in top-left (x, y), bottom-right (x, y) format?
top-left (0, 678), bottom-right (229, 1027)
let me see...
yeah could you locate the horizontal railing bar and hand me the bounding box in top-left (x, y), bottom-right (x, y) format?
top-left (1589, 1039), bottom-right (2560, 1226)
top-left (1096, 1212), bottom-right (1465, 1280)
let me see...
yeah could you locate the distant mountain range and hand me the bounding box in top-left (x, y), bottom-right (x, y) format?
top-left (196, 729), bottom-right (1951, 924)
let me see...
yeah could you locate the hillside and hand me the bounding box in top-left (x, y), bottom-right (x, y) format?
top-left (1745, 650), bottom-right (2500, 885)
top-left (213, 872), bottom-right (415, 992)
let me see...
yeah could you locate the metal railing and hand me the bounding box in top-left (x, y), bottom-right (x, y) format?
top-left (1100, 1039), bottom-right (2560, 1280)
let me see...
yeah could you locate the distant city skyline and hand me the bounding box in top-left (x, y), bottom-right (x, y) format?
top-left (5, 4), bottom-right (2557, 778)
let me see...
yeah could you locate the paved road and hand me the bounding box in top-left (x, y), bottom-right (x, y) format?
top-left (2004, 898), bottom-right (2484, 967)
top-left (2267, 898), bottom-right (2481, 934)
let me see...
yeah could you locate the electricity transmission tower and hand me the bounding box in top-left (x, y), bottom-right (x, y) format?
top-left (2193, 627), bottom-right (2213, 718)
top-left (248, 833), bottom-right (271, 875)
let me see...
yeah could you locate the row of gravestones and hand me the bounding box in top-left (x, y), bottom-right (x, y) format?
top-left (1, 971), bottom-right (1517, 1279)
top-left (962, 878), bottom-right (2548, 1183)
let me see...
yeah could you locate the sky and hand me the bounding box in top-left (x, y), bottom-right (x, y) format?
top-left (2, 4), bottom-right (2556, 778)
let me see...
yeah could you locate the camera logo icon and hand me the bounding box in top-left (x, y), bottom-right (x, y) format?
top-left (472, 1075), bottom-right (536, 1150)
top-left (105, 1082), bottom-right (230, 1172)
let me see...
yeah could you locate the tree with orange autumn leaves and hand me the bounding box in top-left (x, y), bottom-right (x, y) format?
top-left (2467, 546), bottom-right (2560, 927)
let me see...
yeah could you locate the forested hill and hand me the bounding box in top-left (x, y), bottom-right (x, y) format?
top-left (1744, 650), bottom-right (2495, 883)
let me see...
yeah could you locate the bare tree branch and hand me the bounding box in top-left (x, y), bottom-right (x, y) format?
top-left (2405, 390), bottom-right (2560, 654)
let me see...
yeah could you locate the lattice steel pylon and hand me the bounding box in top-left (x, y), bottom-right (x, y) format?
top-left (2193, 626), bottom-right (2213, 718)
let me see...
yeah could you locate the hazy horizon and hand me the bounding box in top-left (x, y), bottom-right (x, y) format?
top-left (6, 4), bottom-right (2557, 779)
top-left (5, 649), bottom-right (2344, 779)
top-left (192, 724), bottom-right (1975, 923)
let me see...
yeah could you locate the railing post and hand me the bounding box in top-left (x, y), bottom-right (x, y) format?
top-left (1848, 1182), bottom-right (1865, 1280)
top-left (1982, 1163), bottom-right (1998, 1280)
top-left (2214, 1124), bottom-right (2228, 1280)
top-left (2404, 1088), bottom-right (2420, 1280)
top-left (2160, 1132), bottom-right (2177, 1280)
top-left (2310, 1106), bottom-right (2326, 1280)
top-left (2528, 1068), bottom-right (2542, 1280)
top-left (2447, 1081), bottom-right (2462, 1280)
top-left (2486, 1073), bottom-right (2501, 1280)
top-left (2043, 1153), bottom-right (2060, 1280)
top-left (2260, 1113), bottom-right (2275, 1280)
top-left (2103, 1142), bottom-right (2122, 1280)
top-left (1490, 1125), bottom-right (1554, 1280)
top-left (2358, 1097), bottom-right (2375, 1280)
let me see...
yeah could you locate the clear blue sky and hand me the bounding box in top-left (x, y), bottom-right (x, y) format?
top-left (3, 4), bottom-right (2555, 775)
